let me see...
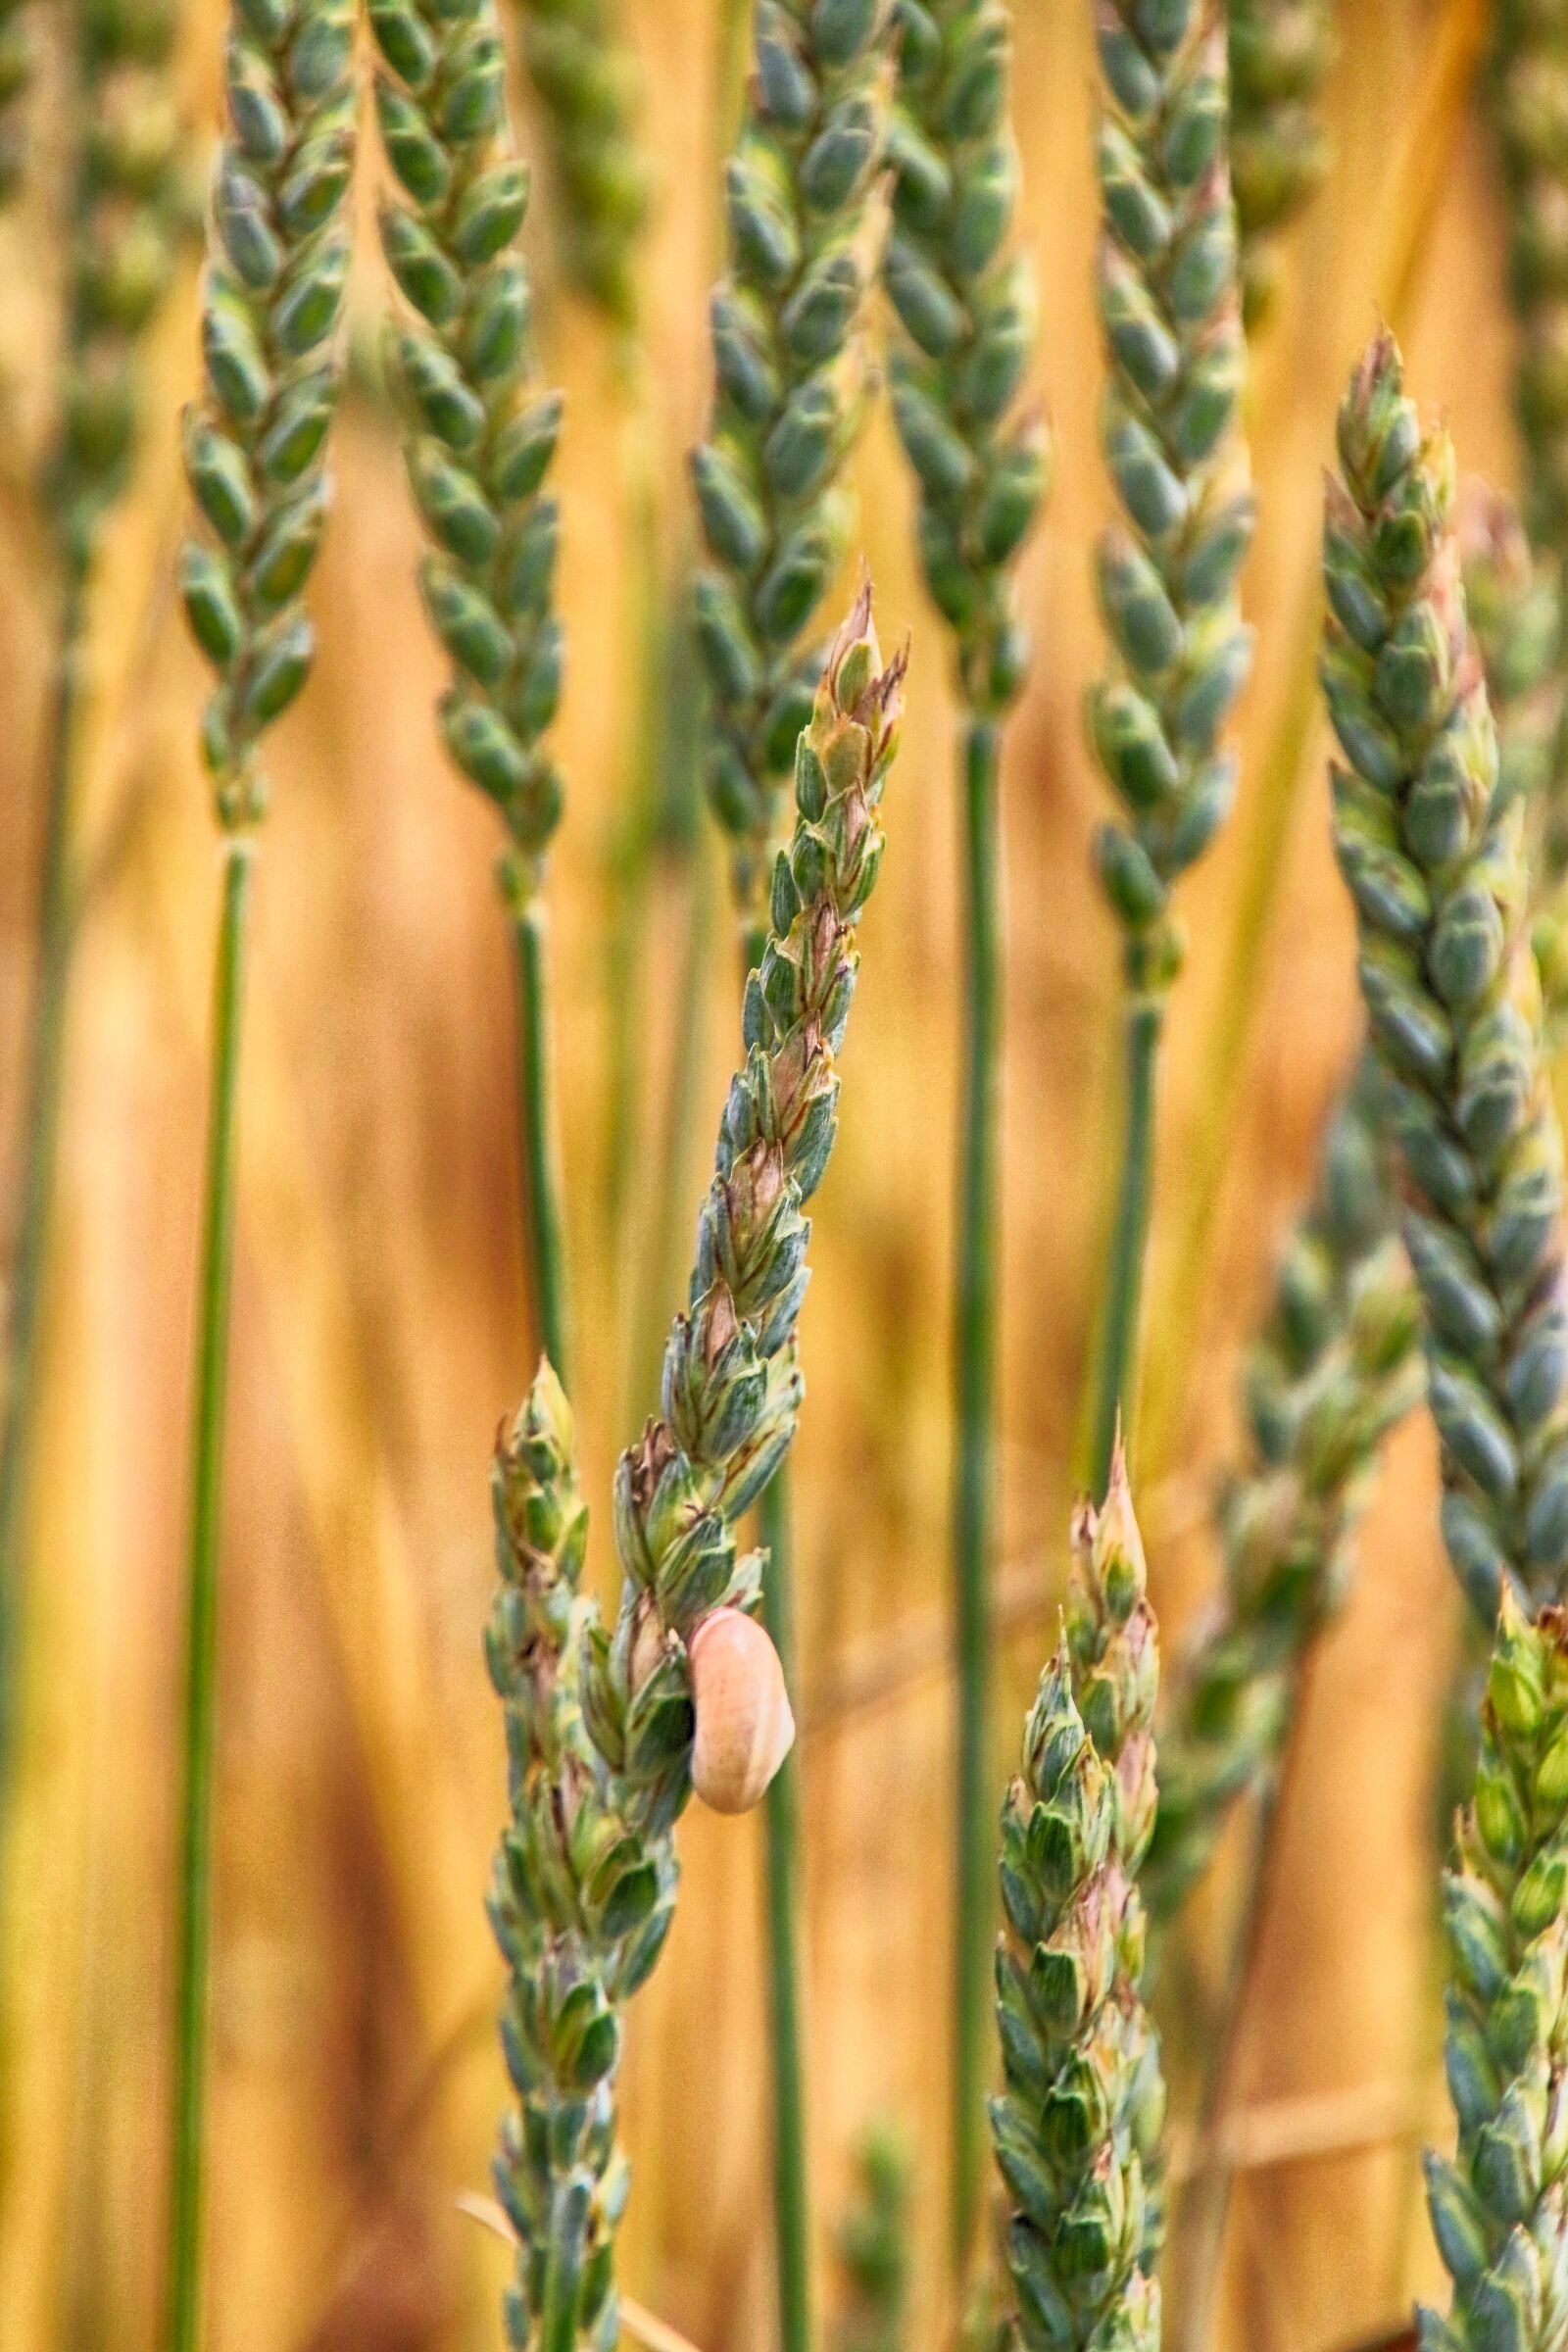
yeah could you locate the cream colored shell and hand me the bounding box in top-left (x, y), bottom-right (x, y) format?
top-left (689, 1607), bottom-right (796, 1815)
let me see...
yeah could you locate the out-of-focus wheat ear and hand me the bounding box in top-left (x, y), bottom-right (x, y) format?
top-left (512, 0), bottom-right (650, 333)
top-left (1226, 0), bottom-right (1334, 330)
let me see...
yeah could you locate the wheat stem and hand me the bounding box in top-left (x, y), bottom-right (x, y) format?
top-left (952, 710), bottom-right (1002, 2277)
top-left (1088, 999), bottom-right (1162, 1494)
top-left (760, 1469), bottom-right (810, 2352)
top-left (166, 838), bottom-right (253, 2352)
top-left (604, 369), bottom-right (670, 1252)
top-left (510, 895), bottom-right (571, 1381)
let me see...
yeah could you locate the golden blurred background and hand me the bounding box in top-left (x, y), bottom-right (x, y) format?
top-left (0, 1), bottom-right (1520, 2346)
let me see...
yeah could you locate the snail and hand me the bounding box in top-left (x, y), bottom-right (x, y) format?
top-left (688, 1606), bottom-right (796, 1815)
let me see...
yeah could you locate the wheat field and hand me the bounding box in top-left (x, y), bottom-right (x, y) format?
top-left (0, 3), bottom-right (1519, 2348)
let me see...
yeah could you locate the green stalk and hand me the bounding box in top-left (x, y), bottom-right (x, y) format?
top-left (1087, 999), bottom-right (1162, 1495)
top-left (166, 839), bottom-right (253, 2352)
top-left (603, 369), bottom-right (667, 1250)
top-left (0, 558), bottom-right (85, 1820)
top-left (510, 893), bottom-right (571, 1385)
top-left (952, 712), bottom-right (1002, 2277)
top-left (760, 1469), bottom-right (809, 2352)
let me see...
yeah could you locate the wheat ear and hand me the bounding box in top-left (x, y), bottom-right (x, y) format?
top-left (692, 0), bottom-right (895, 931)
top-left (583, 589), bottom-right (902, 1834)
top-left (168, 0), bottom-right (355, 2339)
top-left (1325, 326), bottom-right (1568, 1622)
top-left (1158, 456), bottom-right (1568, 2352)
top-left (486, 1365), bottom-right (663, 2352)
top-left (991, 1454), bottom-right (1166, 2352)
top-left (835, 2126), bottom-right (914, 2352)
top-left (1421, 1594), bottom-right (1568, 2352)
top-left (1084, 0), bottom-right (1254, 1490)
top-left (1149, 480), bottom-right (1566, 1926)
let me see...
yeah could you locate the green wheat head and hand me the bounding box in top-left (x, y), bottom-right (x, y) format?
top-left (1323, 326), bottom-right (1568, 1623)
top-left (691, 0), bottom-right (895, 925)
top-left (1422, 1594), bottom-right (1568, 2352)
top-left (486, 1366), bottom-right (670, 2352)
top-left (991, 1456), bottom-right (1167, 2352)
top-left (1151, 470), bottom-right (1568, 1927)
top-left (179, 0), bottom-right (356, 830)
top-left (368, 0), bottom-right (568, 898)
top-left (1089, 0), bottom-right (1254, 996)
top-left (0, 0), bottom-right (28, 209)
top-left (835, 2125), bottom-right (914, 2352)
top-left (884, 0), bottom-right (1050, 712)
top-left (583, 588), bottom-right (904, 1828)
top-left (50, 0), bottom-right (187, 563)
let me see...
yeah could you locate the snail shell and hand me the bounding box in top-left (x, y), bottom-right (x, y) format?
top-left (689, 1607), bottom-right (796, 1815)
